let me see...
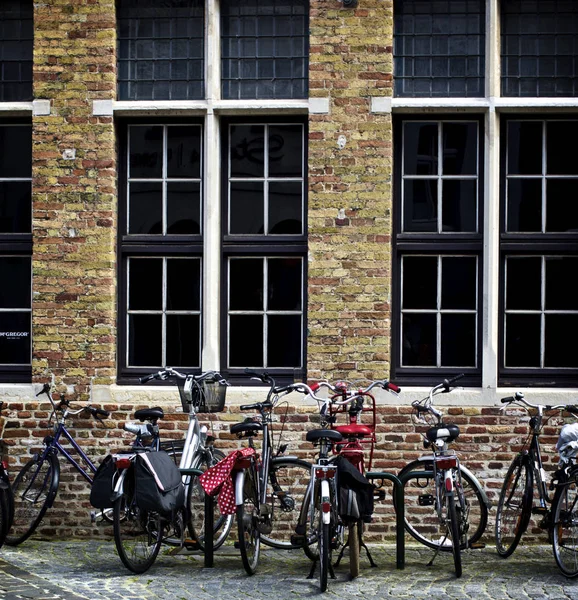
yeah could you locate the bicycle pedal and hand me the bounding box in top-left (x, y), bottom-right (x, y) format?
top-left (532, 507), bottom-right (548, 515)
top-left (469, 542), bottom-right (485, 550)
top-left (184, 538), bottom-right (201, 550)
top-left (291, 534), bottom-right (305, 546)
top-left (418, 494), bottom-right (435, 506)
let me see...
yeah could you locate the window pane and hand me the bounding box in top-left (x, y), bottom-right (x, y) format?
top-left (507, 179), bottom-right (542, 232)
top-left (442, 122), bottom-right (478, 175)
top-left (546, 257), bottom-right (578, 310)
top-left (268, 125), bottom-right (303, 177)
top-left (402, 256), bottom-right (437, 310)
top-left (506, 257), bottom-right (541, 311)
top-left (268, 258), bottom-right (302, 311)
top-left (0, 125), bottom-right (31, 178)
top-left (128, 314), bottom-right (162, 366)
top-left (507, 121), bottom-right (543, 175)
top-left (403, 122), bottom-right (438, 175)
top-left (167, 182), bottom-right (201, 234)
top-left (166, 315), bottom-right (200, 367)
top-left (0, 257), bottom-right (30, 308)
top-left (505, 313), bottom-right (541, 367)
top-left (230, 258), bottom-right (263, 311)
top-left (229, 315), bottom-right (263, 366)
top-left (230, 125), bottom-right (265, 178)
top-left (401, 313), bottom-right (436, 366)
top-left (230, 181), bottom-right (264, 234)
top-left (167, 126), bottom-right (202, 178)
top-left (167, 258), bottom-right (200, 311)
top-left (546, 179), bottom-right (578, 233)
top-left (0, 182), bottom-right (31, 234)
top-left (403, 179), bottom-right (438, 232)
top-left (547, 122), bottom-right (578, 175)
top-left (129, 183), bottom-right (162, 234)
top-left (442, 179), bottom-right (477, 232)
top-left (129, 126), bottom-right (163, 179)
top-left (268, 315), bottom-right (301, 367)
top-left (441, 314), bottom-right (476, 367)
top-left (268, 182), bottom-right (302, 234)
top-left (129, 258), bottom-right (163, 311)
top-left (545, 315), bottom-right (578, 368)
top-left (441, 257), bottom-right (476, 310)
top-left (0, 312), bottom-right (30, 364)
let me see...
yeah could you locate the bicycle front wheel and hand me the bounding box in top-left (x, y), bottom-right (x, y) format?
top-left (447, 492), bottom-right (462, 578)
top-left (5, 453), bottom-right (59, 546)
top-left (261, 457), bottom-right (312, 549)
top-left (398, 459), bottom-right (488, 550)
top-left (237, 462), bottom-right (261, 576)
top-left (495, 455), bottom-right (533, 557)
top-left (113, 479), bottom-right (162, 574)
top-left (552, 470), bottom-right (578, 577)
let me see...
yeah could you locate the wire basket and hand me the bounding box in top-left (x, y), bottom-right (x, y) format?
top-left (177, 377), bottom-right (227, 413)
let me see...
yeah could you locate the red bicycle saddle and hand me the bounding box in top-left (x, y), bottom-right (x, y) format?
top-left (334, 424), bottom-right (373, 438)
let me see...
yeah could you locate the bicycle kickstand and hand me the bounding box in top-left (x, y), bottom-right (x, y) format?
top-left (426, 534), bottom-right (448, 567)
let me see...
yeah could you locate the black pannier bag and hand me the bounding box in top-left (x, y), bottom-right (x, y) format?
top-left (89, 454), bottom-right (117, 509)
top-left (134, 450), bottom-right (185, 514)
top-left (335, 455), bottom-right (375, 523)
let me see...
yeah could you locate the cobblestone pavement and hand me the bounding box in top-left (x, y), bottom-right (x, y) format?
top-left (1, 540), bottom-right (578, 599)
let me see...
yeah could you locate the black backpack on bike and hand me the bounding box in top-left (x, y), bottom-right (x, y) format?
top-left (335, 455), bottom-right (374, 523)
top-left (89, 455), bottom-right (117, 509)
top-left (134, 451), bottom-right (185, 514)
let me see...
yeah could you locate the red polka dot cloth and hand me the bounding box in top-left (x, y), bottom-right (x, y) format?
top-left (199, 447), bottom-right (257, 515)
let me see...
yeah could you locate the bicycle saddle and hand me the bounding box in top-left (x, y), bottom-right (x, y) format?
top-left (426, 423), bottom-right (460, 443)
top-left (134, 407), bottom-right (164, 422)
top-left (306, 429), bottom-right (343, 443)
top-left (334, 424), bottom-right (373, 438)
top-left (230, 418), bottom-right (263, 437)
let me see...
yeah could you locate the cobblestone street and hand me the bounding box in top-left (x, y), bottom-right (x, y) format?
top-left (1, 540), bottom-right (577, 599)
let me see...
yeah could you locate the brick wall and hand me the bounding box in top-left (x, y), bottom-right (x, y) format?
top-left (307, 0), bottom-right (393, 382)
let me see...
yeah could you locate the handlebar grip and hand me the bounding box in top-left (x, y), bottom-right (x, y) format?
top-left (567, 405), bottom-right (578, 415)
top-left (446, 373), bottom-right (465, 386)
top-left (310, 382), bottom-right (320, 392)
top-left (95, 408), bottom-right (110, 418)
top-left (243, 368), bottom-right (271, 383)
top-left (501, 396), bottom-right (516, 404)
top-left (273, 385), bottom-right (292, 394)
top-left (139, 373), bottom-right (157, 384)
top-left (386, 382), bottom-right (401, 393)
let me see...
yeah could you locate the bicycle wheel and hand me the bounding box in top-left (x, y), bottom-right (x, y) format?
top-left (187, 448), bottom-right (234, 551)
top-left (0, 482), bottom-right (10, 548)
top-left (348, 521), bottom-right (360, 579)
top-left (237, 462), bottom-right (261, 576)
top-left (552, 470), bottom-right (578, 577)
top-left (261, 457), bottom-right (312, 549)
top-left (495, 456), bottom-right (533, 557)
top-left (398, 459), bottom-right (488, 550)
top-left (301, 484), bottom-right (321, 561)
top-left (113, 476), bottom-right (162, 574)
top-left (447, 492), bottom-right (462, 578)
top-left (5, 453), bottom-right (59, 546)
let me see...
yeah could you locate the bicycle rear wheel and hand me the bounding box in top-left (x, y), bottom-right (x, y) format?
top-left (552, 470), bottom-right (578, 577)
top-left (447, 492), bottom-right (462, 578)
top-left (495, 455), bottom-right (533, 557)
top-left (261, 457), bottom-right (312, 549)
top-left (237, 462), bottom-right (261, 576)
top-left (5, 453), bottom-right (59, 546)
top-left (113, 476), bottom-right (162, 574)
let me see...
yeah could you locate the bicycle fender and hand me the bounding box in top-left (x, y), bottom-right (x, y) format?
top-left (44, 455), bottom-right (60, 509)
top-left (321, 479), bottom-right (331, 525)
top-left (235, 469), bottom-right (245, 506)
top-left (111, 468), bottom-right (129, 502)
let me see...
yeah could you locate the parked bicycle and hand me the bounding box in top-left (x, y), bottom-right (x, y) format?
top-left (0, 401), bottom-right (13, 549)
top-left (110, 368), bottom-right (234, 573)
top-left (398, 375), bottom-right (490, 578)
top-left (495, 392), bottom-right (578, 577)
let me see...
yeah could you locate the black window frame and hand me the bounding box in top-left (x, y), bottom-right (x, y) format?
top-left (117, 117), bottom-right (204, 384)
top-left (499, 114), bottom-right (578, 388)
top-left (391, 114), bottom-right (484, 387)
top-left (220, 116), bottom-right (308, 385)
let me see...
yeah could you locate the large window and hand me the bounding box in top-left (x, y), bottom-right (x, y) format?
top-left (222, 120), bottom-right (307, 379)
top-left (393, 1), bottom-right (578, 387)
top-left (0, 122), bottom-right (32, 382)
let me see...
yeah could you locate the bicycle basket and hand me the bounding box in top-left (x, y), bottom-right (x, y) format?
top-left (177, 377), bottom-right (227, 413)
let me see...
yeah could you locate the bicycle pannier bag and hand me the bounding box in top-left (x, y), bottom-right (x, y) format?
top-left (89, 454), bottom-right (117, 509)
top-left (134, 450), bottom-right (185, 514)
top-left (335, 455), bottom-right (374, 523)
top-left (557, 423), bottom-right (578, 463)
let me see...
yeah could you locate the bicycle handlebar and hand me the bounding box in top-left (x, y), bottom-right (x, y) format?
top-left (500, 391), bottom-right (578, 415)
top-left (139, 368), bottom-right (227, 385)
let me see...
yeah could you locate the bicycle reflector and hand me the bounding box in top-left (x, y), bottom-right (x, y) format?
top-left (315, 467), bottom-right (336, 479)
top-left (115, 457), bottom-right (132, 470)
top-left (435, 456), bottom-right (458, 470)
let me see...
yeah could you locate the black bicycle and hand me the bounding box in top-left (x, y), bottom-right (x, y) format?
top-left (0, 401), bottom-right (13, 549)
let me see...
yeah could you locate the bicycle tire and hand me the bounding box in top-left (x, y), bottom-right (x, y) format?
top-left (495, 455), bottom-right (533, 558)
top-left (398, 459), bottom-right (488, 551)
top-left (260, 457), bottom-right (312, 549)
top-left (187, 448), bottom-right (234, 551)
top-left (447, 491), bottom-right (462, 578)
top-left (0, 482), bottom-right (10, 548)
top-left (348, 521), bottom-right (360, 579)
top-left (5, 453), bottom-right (59, 546)
top-left (319, 516), bottom-right (330, 592)
top-left (112, 476), bottom-right (162, 574)
top-left (301, 484), bottom-right (320, 561)
top-left (237, 461), bottom-right (261, 576)
top-left (552, 468), bottom-right (578, 577)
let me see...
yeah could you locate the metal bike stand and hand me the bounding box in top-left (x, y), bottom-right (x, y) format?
top-left (178, 468), bottom-right (214, 567)
top-left (365, 470), bottom-right (430, 570)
